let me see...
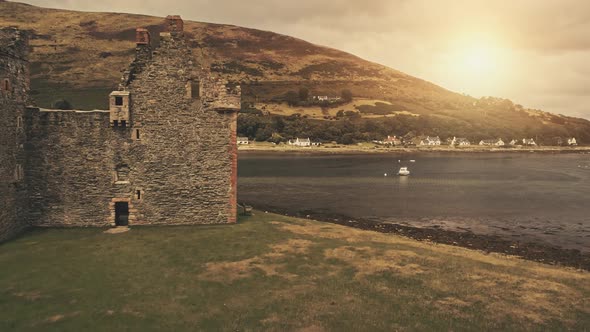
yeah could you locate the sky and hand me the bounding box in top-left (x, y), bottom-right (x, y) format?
top-left (24, 0), bottom-right (590, 119)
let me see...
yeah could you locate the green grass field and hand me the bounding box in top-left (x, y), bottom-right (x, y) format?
top-left (1, 212), bottom-right (588, 331)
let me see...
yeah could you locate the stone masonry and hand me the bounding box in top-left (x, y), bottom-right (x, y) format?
top-left (0, 16), bottom-right (240, 242)
top-left (0, 27), bottom-right (29, 242)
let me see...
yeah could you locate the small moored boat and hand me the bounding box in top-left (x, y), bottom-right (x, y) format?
top-left (398, 167), bottom-right (410, 176)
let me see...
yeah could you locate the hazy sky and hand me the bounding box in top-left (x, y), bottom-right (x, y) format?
top-left (24, 0), bottom-right (590, 118)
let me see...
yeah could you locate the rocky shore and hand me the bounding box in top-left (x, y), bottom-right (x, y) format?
top-left (251, 205), bottom-right (590, 271)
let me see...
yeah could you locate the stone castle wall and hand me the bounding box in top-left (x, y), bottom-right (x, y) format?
top-left (0, 27), bottom-right (29, 242)
top-left (0, 17), bottom-right (239, 239)
top-left (24, 109), bottom-right (129, 226)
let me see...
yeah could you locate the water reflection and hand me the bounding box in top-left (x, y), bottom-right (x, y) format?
top-left (239, 152), bottom-right (590, 252)
top-left (397, 175), bottom-right (409, 187)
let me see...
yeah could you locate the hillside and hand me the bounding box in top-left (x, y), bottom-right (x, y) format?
top-left (1, 1), bottom-right (590, 143)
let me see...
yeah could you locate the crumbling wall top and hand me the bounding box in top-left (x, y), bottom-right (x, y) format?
top-left (0, 27), bottom-right (29, 61)
top-left (201, 77), bottom-right (241, 112)
top-left (135, 28), bottom-right (150, 45)
top-left (165, 15), bottom-right (184, 34)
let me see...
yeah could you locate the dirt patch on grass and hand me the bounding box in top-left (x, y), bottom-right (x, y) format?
top-left (201, 257), bottom-right (264, 282)
top-left (268, 239), bottom-right (313, 257)
top-left (44, 311), bottom-right (80, 324)
top-left (199, 238), bottom-right (314, 282)
top-left (458, 269), bottom-right (587, 324)
top-left (272, 221), bottom-right (382, 244)
top-left (324, 246), bottom-right (425, 279)
top-left (104, 227), bottom-right (130, 234)
top-left (435, 297), bottom-right (471, 319)
top-left (13, 291), bottom-right (44, 301)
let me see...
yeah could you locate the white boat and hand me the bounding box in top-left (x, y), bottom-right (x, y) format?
top-left (398, 167), bottom-right (410, 176)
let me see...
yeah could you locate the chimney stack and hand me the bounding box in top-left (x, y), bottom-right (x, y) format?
top-left (135, 28), bottom-right (150, 46)
top-left (165, 15), bottom-right (184, 35)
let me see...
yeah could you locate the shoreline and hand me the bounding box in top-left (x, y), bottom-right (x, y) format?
top-left (238, 144), bottom-right (590, 155)
top-left (246, 205), bottom-right (590, 271)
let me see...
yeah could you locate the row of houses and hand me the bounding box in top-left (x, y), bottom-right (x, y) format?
top-left (373, 135), bottom-right (579, 147)
top-left (313, 96), bottom-right (342, 102)
top-left (374, 135), bottom-right (444, 146)
top-left (239, 135), bottom-right (579, 147)
top-left (237, 137), bottom-right (320, 146)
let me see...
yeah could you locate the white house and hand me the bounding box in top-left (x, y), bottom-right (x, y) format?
top-left (509, 139), bottom-right (520, 146)
top-left (288, 138), bottom-right (311, 147)
top-left (479, 139), bottom-right (505, 146)
top-left (420, 136), bottom-right (441, 146)
top-left (450, 137), bottom-right (470, 146)
top-left (237, 137), bottom-right (249, 145)
top-left (384, 135), bottom-right (403, 146)
top-left (568, 137), bottom-right (578, 146)
top-left (522, 138), bottom-right (537, 146)
top-left (314, 96), bottom-right (329, 102)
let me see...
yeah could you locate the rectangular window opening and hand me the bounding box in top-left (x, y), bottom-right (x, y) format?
top-left (115, 96), bottom-right (123, 106)
top-left (121, 120), bottom-right (127, 128)
top-left (17, 116), bottom-right (22, 128)
top-left (192, 81), bottom-right (200, 99)
top-left (135, 129), bottom-right (141, 140)
top-left (136, 190), bottom-right (142, 200)
top-left (113, 120), bottom-right (119, 127)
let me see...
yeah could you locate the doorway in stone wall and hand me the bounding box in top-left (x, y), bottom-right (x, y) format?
top-left (115, 202), bottom-right (129, 226)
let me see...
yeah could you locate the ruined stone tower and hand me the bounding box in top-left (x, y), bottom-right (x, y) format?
top-left (113, 15), bottom-right (241, 225)
top-left (0, 27), bottom-right (29, 241)
top-left (0, 16), bottom-right (240, 241)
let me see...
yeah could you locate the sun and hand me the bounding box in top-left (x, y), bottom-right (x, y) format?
top-left (437, 40), bottom-right (512, 96)
top-left (460, 45), bottom-right (497, 75)
top-left (461, 46), bottom-right (495, 74)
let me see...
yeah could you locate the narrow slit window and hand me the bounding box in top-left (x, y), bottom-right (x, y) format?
top-left (2, 79), bottom-right (9, 91)
top-left (16, 116), bottom-right (22, 128)
top-left (192, 80), bottom-right (200, 99)
top-left (115, 96), bottom-right (123, 106)
top-left (186, 80), bottom-right (192, 99)
top-left (136, 190), bottom-right (142, 200)
top-left (15, 164), bottom-right (23, 181)
top-left (135, 129), bottom-right (141, 140)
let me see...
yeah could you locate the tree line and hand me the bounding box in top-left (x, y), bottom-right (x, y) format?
top-left (238, 112), bottom-right (589, 146)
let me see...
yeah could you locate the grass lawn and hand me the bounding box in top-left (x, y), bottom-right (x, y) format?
top-left (0, 212), bottom-right (588, 331)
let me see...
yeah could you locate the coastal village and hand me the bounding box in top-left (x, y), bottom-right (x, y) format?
top-left (238, 134), bottom-right (579, 148)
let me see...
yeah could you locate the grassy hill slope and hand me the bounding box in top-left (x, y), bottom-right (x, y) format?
top-left (1, 1), bottom-right (589, 143)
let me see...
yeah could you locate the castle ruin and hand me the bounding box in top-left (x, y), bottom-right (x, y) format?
top-left (0, 16), bottom-right (240, 242)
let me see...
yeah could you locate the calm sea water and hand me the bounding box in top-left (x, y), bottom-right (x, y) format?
top-left (238, 152), bottom-right (590, 253)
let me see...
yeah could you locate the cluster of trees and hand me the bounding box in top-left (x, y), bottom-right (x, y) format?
top-left (238, 112), bottom-right (590, 146)
top-left (52, 99), bottom-right (73, 110)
